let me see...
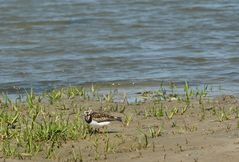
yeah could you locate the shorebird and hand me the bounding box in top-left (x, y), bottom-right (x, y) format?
top-left (83, 109), bottom-right (122, 130)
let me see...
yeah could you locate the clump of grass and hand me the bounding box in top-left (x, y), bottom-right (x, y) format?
top-left (67, 113), bottom-right (90, 140)
top-left (217, 107), bottom-right (229, 122)
top-left (145, 104), bottom-right (164, 119)
top-left (2, 139), bottom-right (17, 157)
top-left (91, 84), bottom-right (98, 97)
top-left (184, 81), bottom-right (191, 103)
top-left (165, 107), bottom-right (178, 120)
top-left (0, 88), bottom-right (94, 160)
top-left (1, 93), bottom-right (12, 108)
top-left (67, 86), bottom-right (85, 99)
top-left (106, 103), bottom-right (126, 113)
top-left (46, 89), bottom-right (63, 104)
top-left (232, 107), bottom-right (239, 119)
top-left (169, 81), bottom-right (177, 97)
top-left (123, 113), bottom-right (132, 126)
top-left (136, 126), bottom-right (163, 150)
top-left (181, 105), bottom-right (189, 115)
top-left (103, 91), bottom-right (114, 103)
top-left (196, 84), bottom-right (208, 99)
top-left (149, 126), bottom-right (162, 138)
top-left (26, 88), bottom-right (36, 108)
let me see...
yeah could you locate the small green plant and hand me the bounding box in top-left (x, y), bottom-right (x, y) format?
top-left (184, 81), bottom-right (190, 103)
top-left (2, 139), bottom-right (17, 157)
top-left (181, 105), bottom-right (189, 115)
top-left (218, 108), bottom-right (229, 122)
top-left (103, 91), bottom-right (114, 103)
top-left (165, 107), bottom-right (178, 120)
top-left (123, 113), bottom-right (132, 126)
top-left (91, 84), bottom-right (97, 96)
top-left (196, 85), bottom-right (208, 105)
top-left (1, 93), bottom-right (12, 108)
top-left (232, 107), bottom-right (239, 118)
top-left (196, 84), bottom-right (208, 98)
top-left (47, 89), bottom-right (63, 104)
top-left (149, 126), bottom-right (162, 138)
top-left (169, 81), bottom-right (177, 96)
top-left (147, 104), bottom-right (164, 119)
top-left (26, 88), bottom-right (35, 108)
top-left (67, 86), bottom-right (85, 98)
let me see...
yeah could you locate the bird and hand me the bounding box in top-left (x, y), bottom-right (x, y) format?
top-left (83, 109), bottom-right (122, 130)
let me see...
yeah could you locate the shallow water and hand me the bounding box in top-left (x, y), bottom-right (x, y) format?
top-left (0, 0), bottom-right (239, 95)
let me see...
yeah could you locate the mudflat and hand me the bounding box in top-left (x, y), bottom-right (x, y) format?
top-left (0, 86), bottom-right (239, 162)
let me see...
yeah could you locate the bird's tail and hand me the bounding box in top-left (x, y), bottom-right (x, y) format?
top-left (114, 116), bottom-right (122, 122)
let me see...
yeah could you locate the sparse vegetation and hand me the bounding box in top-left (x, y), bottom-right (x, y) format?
top-left (0, 83), bottom-right (238, 161)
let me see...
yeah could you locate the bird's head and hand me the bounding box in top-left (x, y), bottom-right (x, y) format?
top-left (83, 109), bottom-right (93, 123)
top-left (84, 109), bottom-right (93, 116)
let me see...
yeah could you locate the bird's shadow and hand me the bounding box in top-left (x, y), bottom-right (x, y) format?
top-left (90, 129), bottom-right (120, 134)
top-left (105, 130), bottom-right (120, 134)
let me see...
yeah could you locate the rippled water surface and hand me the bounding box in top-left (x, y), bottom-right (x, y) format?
top-left (0, 0), bottom-right (239, 94)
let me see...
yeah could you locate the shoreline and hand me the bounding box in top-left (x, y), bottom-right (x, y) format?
top-left (0, 80), bottom-right (237, 103)
top-left (0, 84), bottom-right (239, 162)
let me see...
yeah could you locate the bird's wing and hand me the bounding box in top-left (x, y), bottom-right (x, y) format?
top-left (91, 112), bottom-right (117, 122)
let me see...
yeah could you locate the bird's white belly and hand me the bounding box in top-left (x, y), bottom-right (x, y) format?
top-left (90, 120), bottom-right (110, 128)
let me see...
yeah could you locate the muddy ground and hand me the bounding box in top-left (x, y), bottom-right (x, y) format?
top-left (1, 89), bottom-right (239, 162)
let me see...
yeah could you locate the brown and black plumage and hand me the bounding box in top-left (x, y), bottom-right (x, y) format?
top-left (84, 110), bottom-right (122, 128)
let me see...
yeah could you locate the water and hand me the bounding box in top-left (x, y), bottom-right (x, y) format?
top-left (0, 0), bottom-right (239, 95)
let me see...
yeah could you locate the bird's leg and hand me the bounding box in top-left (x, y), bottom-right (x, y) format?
top-left (89, 127), bottom-right (99, 134)
top-left (95, 128), bottom-right (100, 133)
top-left (89, 127), bottom-right (95, 135)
